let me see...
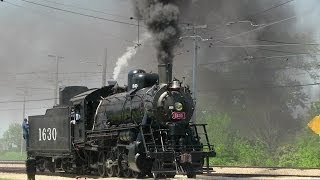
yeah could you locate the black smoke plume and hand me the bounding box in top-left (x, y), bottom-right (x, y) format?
top-left (133, 0), bottom-right (181, 64)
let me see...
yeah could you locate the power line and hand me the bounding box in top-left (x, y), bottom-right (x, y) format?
top-left (38, 0), bottom-right (185, 26)
top-left (256, 39), bottom-right (319, 45)
top-left (3, 0), bottom-right (23, 8)
top-left (198, 1), bottom-right (301, 52)
top-left (14, 71), bottom-right (128, 76)
top-left (15, 71), bottom-right (103, 75)
top-left (3, 0), bottom-right (138, 44)
top-left (199, 63), bottom-right (320, 75)
top-left (16, 0), bottom-right (139, 27)
top-left (0, 98), bottom-right (57, 104)
top-left (37, 0), bottom-right (131, 19)
top-left (0, 107), bottom-right (50, 111)
top-left (204, 0), bottom-right (295, 33)
top-left (254, 48), bottom-right (307, 54)
top-left (210, 15), bottom-right (297, 45)
top-left (198, 82), bottom-right (320, 92)
top-left (209, 43), bottom-right (320, 48)
top-left (203, 34), bottom-right (316, 53)
top-left (193, 15), bottom-right (301, 50)
top-left (247, 0), bottom-right (295, 18)
top-left (197, 53), bottom-right (320, 65)
top-left (15, 87), bottom-right (54, 91)
top-left (178, 63), bottom-right (319, 81)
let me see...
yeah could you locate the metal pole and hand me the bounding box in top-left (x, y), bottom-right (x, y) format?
top-left (138, 19), bottom-right (140, 45)
top-left (49, 55), bottom-right (63, 105)
top-left (102, 48), bottom-right (107, 87)
top-left (20, 91), bottom-right (26, 155)
top-left (192, 26), bottom-right (198, 123)
top-left (54, 56), bottom-right (59, 106)
top-left (180, 24), bottom-right (207, 123)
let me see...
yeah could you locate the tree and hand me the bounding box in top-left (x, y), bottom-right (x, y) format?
top-left (3, 123), bottom-right (22, 151)
top-left (0, 138), bottom-right (6, 151)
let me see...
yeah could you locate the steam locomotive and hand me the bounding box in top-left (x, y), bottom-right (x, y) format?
top-left (26, 64), bottom-right (216, 178)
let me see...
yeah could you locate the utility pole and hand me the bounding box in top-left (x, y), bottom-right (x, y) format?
top-left (130, 17), bottom-right (141, 46)
top-left (48, 55), bottom-right (63, 106)
top-left (192, 26), bottom-right (199, 123)
top-left (17, 89), bottom-right (27, 155)
top-left (102, 48), bottom-right (107, 87)
top-left (137, 19), bottom-right (140, 45)
top-left (21, 91), bottom-right (26, 155)
top-left (181, 24), bottom-right (207, 122)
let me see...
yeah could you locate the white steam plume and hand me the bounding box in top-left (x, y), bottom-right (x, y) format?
top-left (112, 32), bottom-right (151, 80)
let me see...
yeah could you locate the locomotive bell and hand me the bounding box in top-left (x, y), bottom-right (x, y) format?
top-left (169, 80), bottom-right (181, 89)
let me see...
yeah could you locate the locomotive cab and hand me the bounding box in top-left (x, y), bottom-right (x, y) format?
top-left (69, 85), bottom-right (124, 143)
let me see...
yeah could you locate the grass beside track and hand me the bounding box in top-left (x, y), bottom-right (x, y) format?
top-left (0, 151), bottom-right (26, 161)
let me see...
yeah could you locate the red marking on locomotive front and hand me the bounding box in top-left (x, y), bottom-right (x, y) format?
top-left (172, 112), bottom-right (186, 120)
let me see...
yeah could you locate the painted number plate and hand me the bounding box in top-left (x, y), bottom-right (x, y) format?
top-left (172, 112), bottom-right (186, 120)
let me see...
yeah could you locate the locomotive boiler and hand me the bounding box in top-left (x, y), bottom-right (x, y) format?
top-left (26, 63), bottom-right (216, 179)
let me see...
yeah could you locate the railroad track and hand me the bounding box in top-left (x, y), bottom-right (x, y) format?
top-left (0, 160), bottom-right (25, 164)
top-left (0, 161), bottom-right (25, 174)
top-left (1, 161), bottom-right (319, 178)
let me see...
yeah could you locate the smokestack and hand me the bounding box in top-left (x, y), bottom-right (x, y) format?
top-left (158, 63), bottom-right (172, 84)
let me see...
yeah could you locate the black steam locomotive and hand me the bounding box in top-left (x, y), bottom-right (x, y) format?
top-left (27, 64), bottom-right (216, 178)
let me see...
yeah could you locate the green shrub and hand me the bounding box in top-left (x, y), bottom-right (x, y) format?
top-left (278, 129), bottom-right (320, 168)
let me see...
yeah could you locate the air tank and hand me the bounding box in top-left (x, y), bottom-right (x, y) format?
top-left (128, 69), bottom-right (145, 91)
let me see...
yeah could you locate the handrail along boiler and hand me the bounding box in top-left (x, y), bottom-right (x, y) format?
top-left (26, 63), bottom-right (216, 178)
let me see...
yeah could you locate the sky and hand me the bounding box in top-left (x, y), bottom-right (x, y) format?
top-left (0, 0), bottom-right (320, 137)
top-left (0, 0), bottom-right (155, 136)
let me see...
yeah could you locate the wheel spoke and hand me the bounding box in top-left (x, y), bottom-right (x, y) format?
top-left (132, 170), bottom-right (145, 178)
top-left (123, 169), bottom-right (132, 178)
top-left (106, 151), bottom-right (116, 177)
top-left (37, 159), bottom-right (46, 172)
top-left (116, 166), bottom-right (123, 177)
top-left (97, 152), bottom-right (106, 177)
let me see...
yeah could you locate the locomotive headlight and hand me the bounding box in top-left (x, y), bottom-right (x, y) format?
top-left (174, 102), bottom-right (183, 111)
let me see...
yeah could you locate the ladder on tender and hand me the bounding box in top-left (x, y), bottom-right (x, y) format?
top-left (139, 125), bottom-right (157, 155)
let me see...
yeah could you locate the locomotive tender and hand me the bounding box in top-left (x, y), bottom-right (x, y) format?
top-left (27, 64), bottom-right (216, 178)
